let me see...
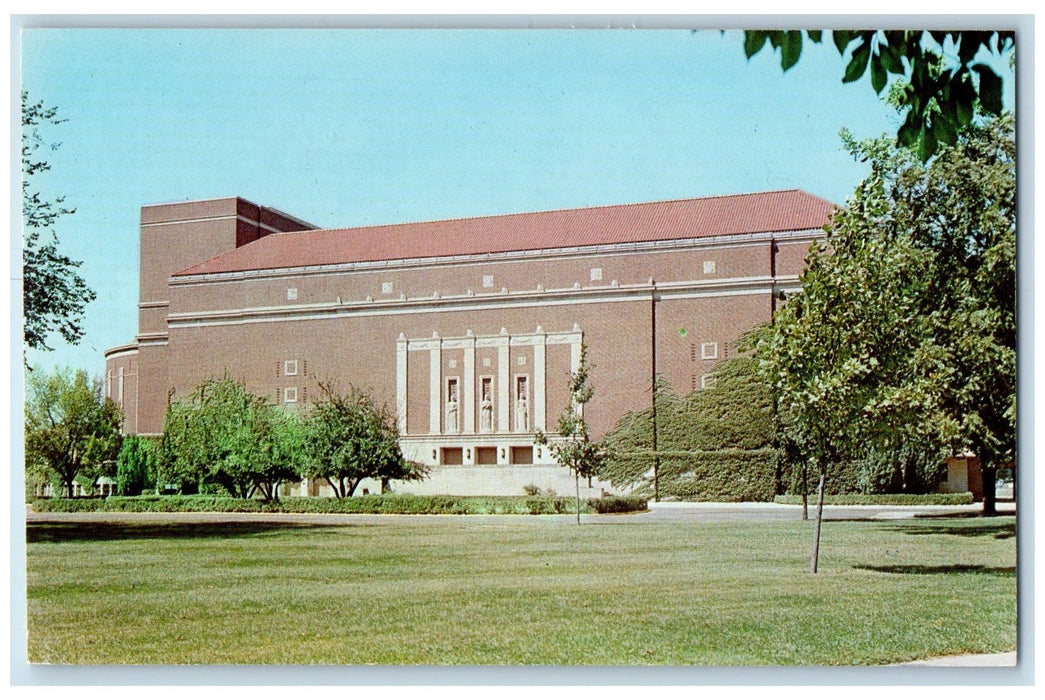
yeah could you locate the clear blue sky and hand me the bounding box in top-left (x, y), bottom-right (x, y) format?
top-left (18, 28), bottom-right (1016, 375)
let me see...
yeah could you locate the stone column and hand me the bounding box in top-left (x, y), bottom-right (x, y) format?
top-left (571, 333), bottom-right (583, 418)
top-left (463, 332), bottom-right (476, 434)
top-left (430, 334), bottom-right (441, 435)
top-left (396, 334), bottom-right (408, 434)
top-left (497, 329), bottom-right (510, 432)
top-left (534, 327), bottom-right (547, 431)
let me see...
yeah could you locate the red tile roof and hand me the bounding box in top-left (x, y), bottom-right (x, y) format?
top-left (174, 189), bottom-right (835, 277)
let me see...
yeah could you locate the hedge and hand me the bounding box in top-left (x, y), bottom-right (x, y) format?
top-left (773, 492), bottom-right (975, 506)
top-left (586, 495), bottom-right (649, 514)
top-left (602, 449), bottom-right (778, 502)
top-left (29, 493), bottom-right (649, 516)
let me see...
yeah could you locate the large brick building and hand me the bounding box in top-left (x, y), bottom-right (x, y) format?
top-left (104, 190), bottom-right (835, 496)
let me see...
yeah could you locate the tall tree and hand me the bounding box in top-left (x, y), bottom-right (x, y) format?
top-left (536, 344), bottom-right (605, 524)
top-left (160, 376), bottom-right (300, 499)
top-left (742, 30), bottom-right (1014, 160)
top-left (22, 91), bottom-right (95, 361)
top-left (755, 115), bottom-right (1015, 521)
top-left (115, 435), bottom-right (159, 497)
top-left (301, 384), bottom-right (426, 498)
top-left (25, 368), bottom-right (123, 497)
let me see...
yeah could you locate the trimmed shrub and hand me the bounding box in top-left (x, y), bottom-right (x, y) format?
top-left (773, 492), bottom-right (974, 506)
top-left (601, 449), bottom-right (778, 502)
top-left (601, 357), bottom-right (779, 501)
top-left (587, 495), bottom-right (648, 514)
top-left (777, 458), bottom-right (865, 497)
top-left (30, 494), bottom-right (588, 515)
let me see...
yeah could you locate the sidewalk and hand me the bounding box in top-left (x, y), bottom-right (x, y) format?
top-left (894, 651), bottom-right (1017, 667)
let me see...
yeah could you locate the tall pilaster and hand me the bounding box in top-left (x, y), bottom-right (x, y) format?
top-left (571, 331), bottom-right (583, 418)
top-left (396, 334), bottom-right (408, 433)
top-left (497, 328), bottom-right (510, 432)
top-left (429, 334), bottom-right (442, 435)
top-left (534, 326), bottom-right (546, 431)
top-left (463, 332), bottom-right (476, 434)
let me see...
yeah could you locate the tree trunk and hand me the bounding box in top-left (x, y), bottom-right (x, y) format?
top-left (324, 477), bottom-right (340, 498)
top-left (981, 463), bottom-right (997, 516)
top-left (801, 461), bottom-right (808, 521)
top-left (810, 471), bottom-right (826, 574)
top-left (347, 478), bottom-right (361, 497)
top-left (575, 472), bottom-right (581, 525)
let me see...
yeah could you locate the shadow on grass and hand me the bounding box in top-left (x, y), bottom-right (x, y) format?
top-left (883, 522), bottom-right (1016, 540)
top-left (853, 563), bottom-right (1015, 577)
top-left (27, 521), bottom-right (347, 544)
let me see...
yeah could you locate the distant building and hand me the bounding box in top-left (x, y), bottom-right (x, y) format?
top-left (105, 190), bottom-right (835, 496)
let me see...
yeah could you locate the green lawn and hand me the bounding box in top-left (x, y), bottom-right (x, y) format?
top-left (26, 515), bottom-right (1017, 665)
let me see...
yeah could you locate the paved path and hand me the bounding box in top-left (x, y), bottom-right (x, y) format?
top-left (606, 500), bottom-right (1016, 522)
top-left (894, 650), bottom-right (1018, 666)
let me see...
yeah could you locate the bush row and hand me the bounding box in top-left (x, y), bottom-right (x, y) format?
top-left (586, 495), bottom-right (649, 514)
top-left (30, 493), bottom-right (649, 516)
top-left (772, 492), bottom-right (974, 506)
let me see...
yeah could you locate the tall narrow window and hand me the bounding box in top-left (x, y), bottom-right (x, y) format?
top-left (515, 376), bottom-right (530, 432)
top-left (445, 378), bottom-right (460, 433)
top-left (479, 377), bottom-right (494, 433)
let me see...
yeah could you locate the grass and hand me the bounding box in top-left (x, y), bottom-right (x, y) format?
top-left (26, 515), bottom-right (1017, 665)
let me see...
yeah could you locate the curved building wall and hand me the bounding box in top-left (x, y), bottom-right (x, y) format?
top-left (103, 344), bottom-right (139, 435)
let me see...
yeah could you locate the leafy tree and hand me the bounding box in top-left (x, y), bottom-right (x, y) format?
top-left (301, 384), bottom-right (425, 498)
top-left (161, 376), bottom-right (300, 499)
top-left (115, 435), bottom-right (159, 496)
top-left (742, 30), bottom-right (1014, 160)
top-left (754, 115), bottom-right (1015, 519)
top-left (22, 91), bottom-right (95, 361)
top-left (536, 345), bottom-right (605, 523)
top-left (255, 412), bottom-right (308, 501)
top-left (25, 368), bottom-right (123, 497)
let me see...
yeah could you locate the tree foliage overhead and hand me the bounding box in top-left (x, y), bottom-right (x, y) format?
top-left (25, 368), bottom-right (123, 497)
top-left (301, 383), bottom-right (425, 498)
top-left (743, 30), bottom-right (1014, 160)
top-left (22, 91), bottom-right (95, 358)
top-left (753, 114), bottom-right (1015, 512)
